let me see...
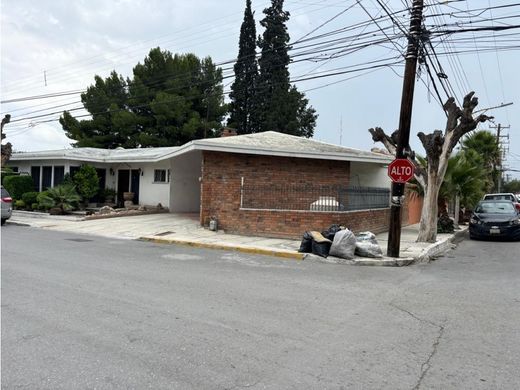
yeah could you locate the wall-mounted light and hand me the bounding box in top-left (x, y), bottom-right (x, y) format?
top-left (139, 168), bottom-right (143, 176)
top-left (109, 168), bottom-right (115, 176)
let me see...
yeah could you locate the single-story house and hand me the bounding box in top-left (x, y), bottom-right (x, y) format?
top-left (10, 130), bottom-right (408, 238)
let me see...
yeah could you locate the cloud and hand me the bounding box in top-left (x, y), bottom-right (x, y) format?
top-left (7, 123), bottom-right (75, 152)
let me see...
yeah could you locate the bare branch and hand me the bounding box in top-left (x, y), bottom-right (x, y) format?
top-left (369, 127), bottom-right (397, 156)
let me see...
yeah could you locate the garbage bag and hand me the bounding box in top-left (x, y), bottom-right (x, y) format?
top-left (329, 229), bottom-right (357, 259)
top-left (321, 224), bottom-right (343, 241)
top-left (298, 231), bottom-right (313, 253)
top-left (310, 231), bottom-right (332, 258)
top-left (355, 231), bottom-right (383, 258)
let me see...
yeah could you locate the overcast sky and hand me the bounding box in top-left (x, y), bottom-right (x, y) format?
top-left (1, 0), bottom-right (519, 179)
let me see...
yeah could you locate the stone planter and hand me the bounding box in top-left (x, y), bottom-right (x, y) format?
top-left (123, 192), bottom-right (134, 202)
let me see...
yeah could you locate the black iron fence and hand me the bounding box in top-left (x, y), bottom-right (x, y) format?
top-left (240, 184), bottom-right (390, 212)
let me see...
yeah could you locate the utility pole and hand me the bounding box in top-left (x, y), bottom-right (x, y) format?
top-left (387, 0), bottom-right (424, 258)
top-left (490, 123), bottom-right (510, 192)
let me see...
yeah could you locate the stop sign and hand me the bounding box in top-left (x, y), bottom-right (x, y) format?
top-left (388, 159), bottom-right (414, 183)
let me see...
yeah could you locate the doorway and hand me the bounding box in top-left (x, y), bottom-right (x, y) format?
top-left (117, 169), bottom-right (140, 206)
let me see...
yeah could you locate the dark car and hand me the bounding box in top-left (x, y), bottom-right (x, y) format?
top-left (469, 200), bottom-right (520, 240)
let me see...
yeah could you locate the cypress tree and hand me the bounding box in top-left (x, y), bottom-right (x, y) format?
top-left (256, 0), bottom-right (316, 137)
top-left (228, 0), bottom-right (258, 134)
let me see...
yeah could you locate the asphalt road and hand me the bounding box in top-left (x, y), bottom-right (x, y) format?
top-left (1, 225), bottom-right (519, 389)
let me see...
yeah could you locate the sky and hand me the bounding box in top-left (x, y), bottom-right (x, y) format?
top-left (1, 0), bottom-right (519, 179)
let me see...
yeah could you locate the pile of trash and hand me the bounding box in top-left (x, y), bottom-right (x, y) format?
top-left (298, 224), bottom-right (383, 260)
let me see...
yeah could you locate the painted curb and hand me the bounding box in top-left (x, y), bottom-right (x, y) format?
top-left (139, 236), bottom-right (304, 260)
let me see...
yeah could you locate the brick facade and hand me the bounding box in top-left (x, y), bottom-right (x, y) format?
top-left (200, 151), bottom-right (393, 239)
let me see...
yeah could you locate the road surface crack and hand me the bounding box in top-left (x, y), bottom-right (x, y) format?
top-left (389, 303), bottom-right (445, 390)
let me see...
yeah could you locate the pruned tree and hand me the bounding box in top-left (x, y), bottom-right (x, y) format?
top-left (369, 92), bottom-right (492, 242)
top-left (1, 114), bottom-right (12, 166)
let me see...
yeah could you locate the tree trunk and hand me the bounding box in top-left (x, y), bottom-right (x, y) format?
top-left (454, 194), bottom-right (460, 227)
top-left (416, 172), bottom-right (441, 242)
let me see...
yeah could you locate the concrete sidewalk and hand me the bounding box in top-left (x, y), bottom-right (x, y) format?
top-left (6, 210), bottom-right (465, 265)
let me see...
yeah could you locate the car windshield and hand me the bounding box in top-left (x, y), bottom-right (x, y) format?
top-left (484, 194), bottom-right (514, 201)
top-left (475, 202), bottom-right (515, 214)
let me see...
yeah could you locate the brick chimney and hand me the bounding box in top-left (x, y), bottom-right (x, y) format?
top-left (220, 127), bottom-right (238, 137)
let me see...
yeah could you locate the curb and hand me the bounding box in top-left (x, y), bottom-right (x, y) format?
top-left (139, 236), bottom-right (305, 260)
top-left (414, 227), bottom-right (468, 264)
top-left (304, 253), bottom-right (415, 266)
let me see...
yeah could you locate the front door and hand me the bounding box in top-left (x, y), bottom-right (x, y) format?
top-left (117, 169), bottom-right (130, 207)
top-left (117, 169), bottom-right (140, 206)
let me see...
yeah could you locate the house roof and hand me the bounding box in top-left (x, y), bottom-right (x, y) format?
top-left (183, 131), bottom-right (392, 164)
top-left (10, 146), bottom-right (180, 163)
top-left (10, 131), bottom-right (392, 164)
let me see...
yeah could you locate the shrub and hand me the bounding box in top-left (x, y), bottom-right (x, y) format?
top-left (37, 191), bottom-right (50, 210)
top-left (73, 165), bottom-right (99, 202)
top-left (31, 203), bottom-right (39, 210)
top-left (3, 175), bottom-right (34, 200)
top-left (22, 191), bottom-right (39, 206)
top-left (1, 167), bottom-right (17, 184)
top-left (14, 200), bottom-right (25, 209)
top-left (38, 185), bottom-right (81, 213)
top-left (62, 172), bottom-right (74, 186)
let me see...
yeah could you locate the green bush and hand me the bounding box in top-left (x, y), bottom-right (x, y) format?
top-left (1, 167), bottom-right (17, 184)
top-left (22, 191), bottom-right (39, 206)
top-left (31, 203), bottom-right (39, 210)
top-left (37, 191), bottom-right (50, 210)
top-left (38, 185), bottom-right (81, 213)
top-left (3, 175), bottom-right (34, 200)
top-left (73, 165), bottom-right (99, 202)
top-left (14, 200), bottom-right (25, 209)
top-left (62, 172), bottom-right (74, 186)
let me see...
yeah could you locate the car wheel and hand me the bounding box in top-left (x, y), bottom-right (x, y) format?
top-left (1, 219), bottom-right (6, 226)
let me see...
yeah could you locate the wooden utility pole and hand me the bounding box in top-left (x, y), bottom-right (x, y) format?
top-left (387, 0), bottom-right (424, 257)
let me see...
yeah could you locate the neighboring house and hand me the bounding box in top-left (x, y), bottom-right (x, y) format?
top-left (10, 130), bottom-right (398, 238)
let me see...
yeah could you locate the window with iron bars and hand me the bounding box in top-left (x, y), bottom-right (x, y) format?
top-left (240, 182), bottom-right (390, 212)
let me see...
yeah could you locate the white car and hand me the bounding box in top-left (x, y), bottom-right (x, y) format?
top-left (1, 185), bottom-right (13, 225)
top-left (483, 193), bottom-right (520, 212)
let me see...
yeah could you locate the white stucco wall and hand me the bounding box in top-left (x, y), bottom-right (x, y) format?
top-left (169, 151), bottom-right (202, 212)
top-left (350, 161), bottom-right (391, 188)
top-left (134, 162), bottom-right (170, 207)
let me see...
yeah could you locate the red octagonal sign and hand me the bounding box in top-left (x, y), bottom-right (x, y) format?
top-left (388, 158), bottom-right (415, 183)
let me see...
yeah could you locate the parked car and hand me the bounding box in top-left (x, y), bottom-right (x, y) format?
top-left (469, 200), bottom-right (520, 240)
top-left (1, 185), bottom-right (13, 225)
top-left (483, 192), bottom-right (520, 211)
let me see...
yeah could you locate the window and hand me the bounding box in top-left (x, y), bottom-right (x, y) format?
top-left (154, 169), bottom-right (168, 183)
top-left (54, 166), bottom-right (65, 186)
top-left (42, 166), bottom-right (52, 190)
top-left (31, 166), bottom-right (41, 191)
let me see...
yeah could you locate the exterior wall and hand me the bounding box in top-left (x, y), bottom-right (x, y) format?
top-left (9, 159), bottom-right (110, 191)
top-left (169, 151), bottom-right (202, 212)
top-left (9, 158), bottom-right (170, 207)
top-left (403, 186), bottom-right (423, 225)
top-left (349, 161), bottom-right (390, 188)
top-left (132, 162), bottom-right (170, 207)
top-left (200, 151), bottom-right (391, 239)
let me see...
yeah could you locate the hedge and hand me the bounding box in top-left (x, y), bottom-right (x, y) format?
top-left (3, 175), bottom-right (34, 200)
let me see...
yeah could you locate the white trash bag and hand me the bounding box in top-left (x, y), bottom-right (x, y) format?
top-left (355, 231), bottom-right (383, 258)
top-left (329, 229), bottom-right (357, 260)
